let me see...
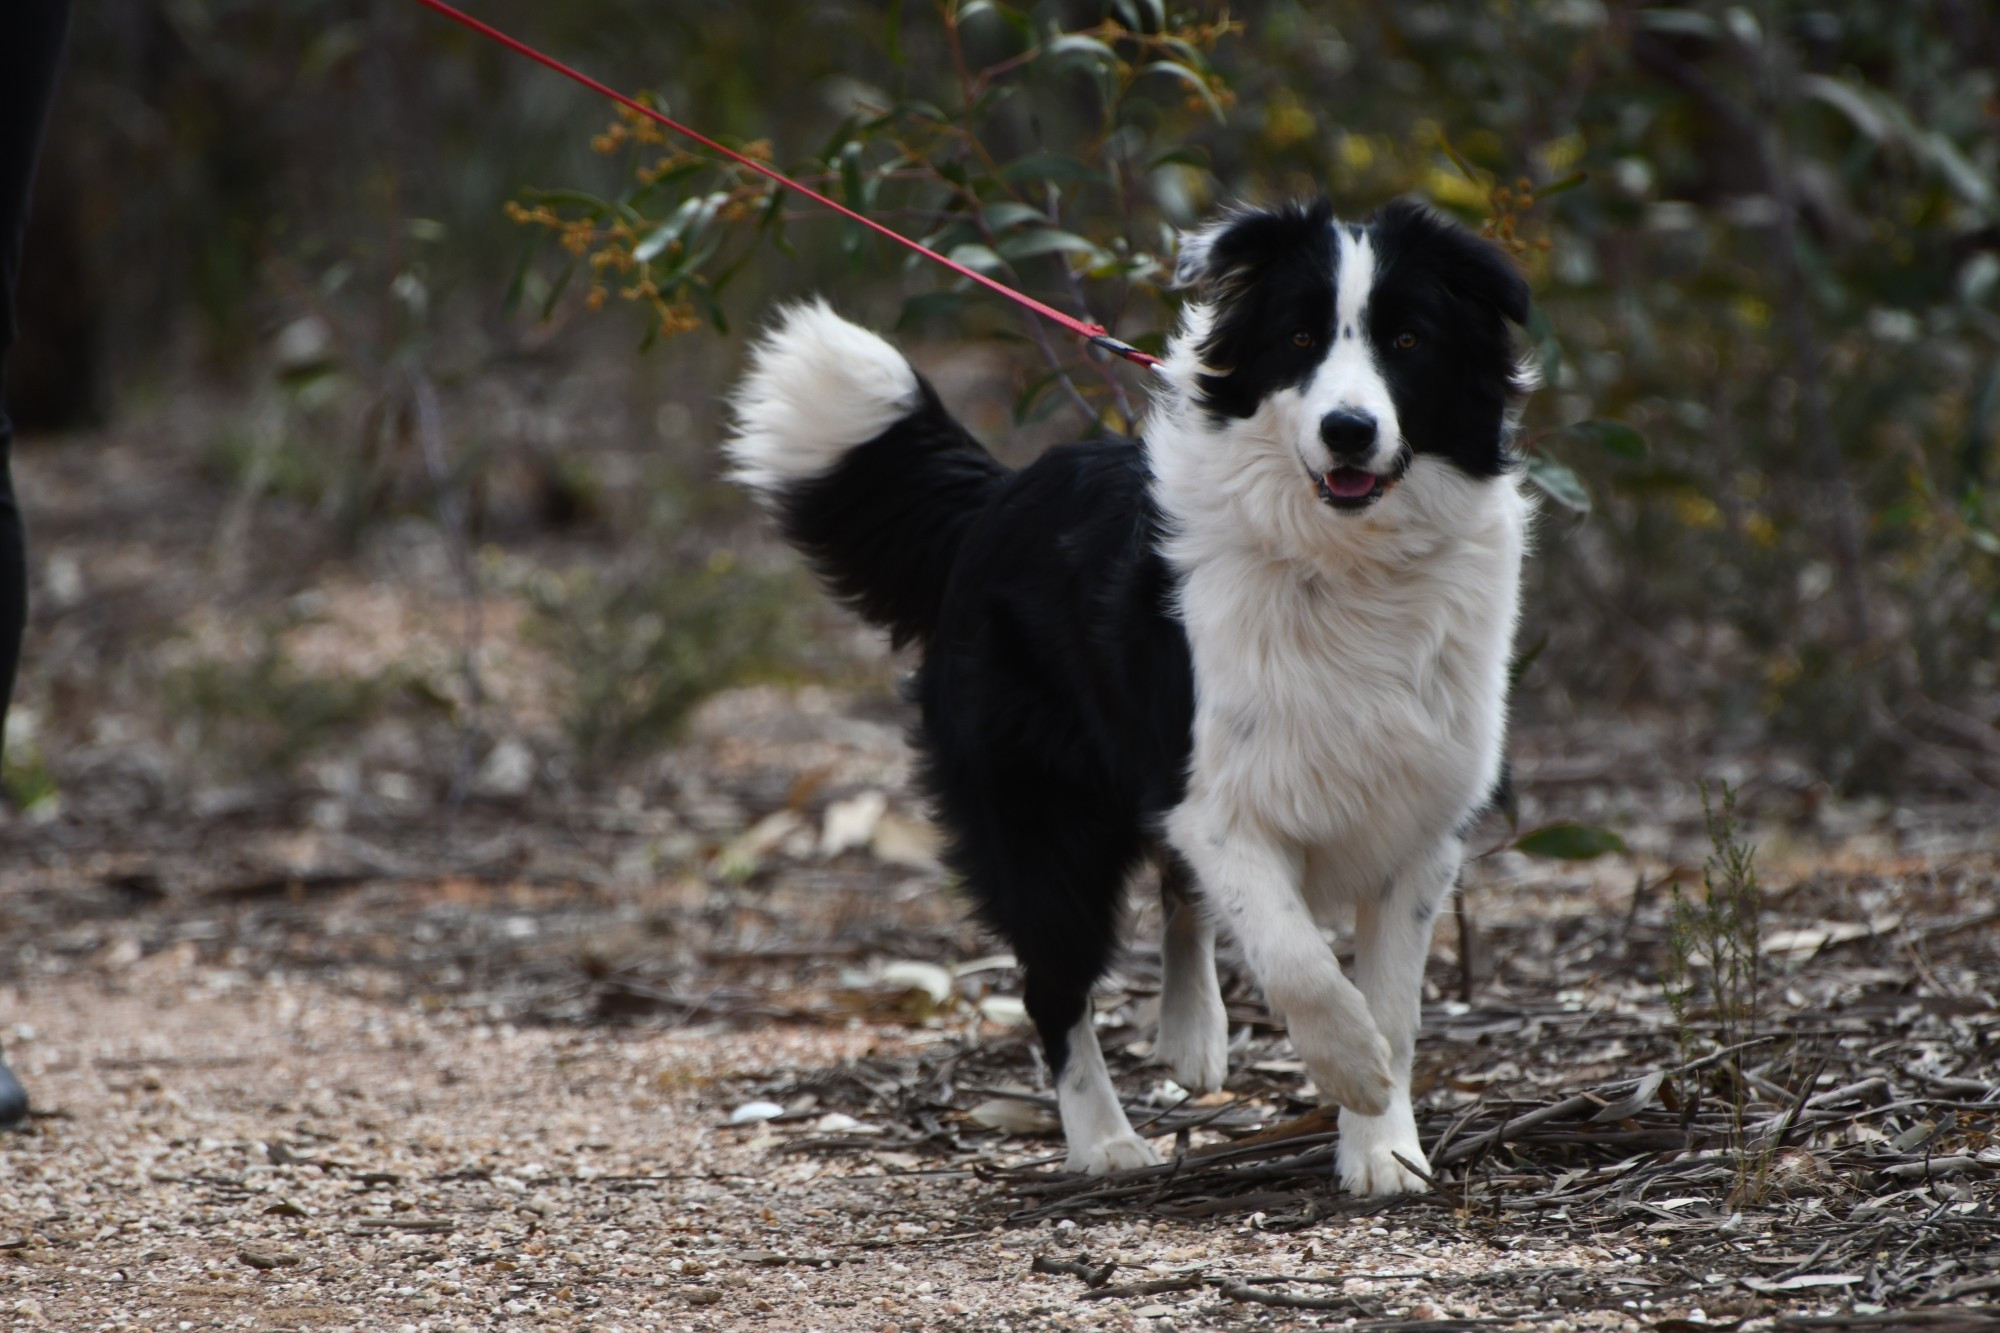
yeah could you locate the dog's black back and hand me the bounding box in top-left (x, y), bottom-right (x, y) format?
top-left (919, 437), bottom-right (1193, 1071)
top-left (771, 400), bottom-right (1189, 1073)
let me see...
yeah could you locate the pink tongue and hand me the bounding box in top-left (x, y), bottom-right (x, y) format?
top-left (1324, 467), bottom-right (1378, 498)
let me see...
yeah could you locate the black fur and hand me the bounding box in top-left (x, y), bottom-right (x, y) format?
top-left (785, 392), bottom-right (1194, 1075)
top-left (1366, 200), bottom-right (1530, 478)
top-left (1190, 199), bottom-right (1340, 420)
top-left (775, 378), bottom-right (1010, 649)
top-left (919, 440), bottom-right (1194, 1075)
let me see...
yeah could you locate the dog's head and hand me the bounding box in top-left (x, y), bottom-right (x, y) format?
top-left (1163, 198), bottom-right (1533, 527)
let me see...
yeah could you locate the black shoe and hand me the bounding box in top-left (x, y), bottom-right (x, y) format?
top-left (0, 1052), bottom-right (27, 1129)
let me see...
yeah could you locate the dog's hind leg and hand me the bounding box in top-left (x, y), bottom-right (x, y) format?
top-left (1153, 852), bottom-right (1229, 1092)
top-left (1025, 969), bottom-right (1161, 1175)
top-left (944, 773), bottom-right (1160, 1176)
top-left (1337, 836), bottom-right (1461, 1196)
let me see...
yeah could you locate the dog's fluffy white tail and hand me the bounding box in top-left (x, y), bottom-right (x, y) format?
top-left (726, 299), bottom-right (921, 496)
top-left (722, 299), bottom-right (1008, 648)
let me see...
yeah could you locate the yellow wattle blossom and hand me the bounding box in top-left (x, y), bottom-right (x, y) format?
top-left (1263, 90), bottom-right (1316, 152)
top-left (1731, 295), bottom-right (1773, 329)
top-left (1424, 166), bottom-right (1488, 212)
top-left (504, 200), bottom-right (562, 229)
top-left (1542, 132), bottom-right (1586, 173)
top-left (1674, 491), bottom-right (1725, 530)
top-left (617, 103), bottom-right (669, 147)
top-left (651, 299), bottom-right (702, 337)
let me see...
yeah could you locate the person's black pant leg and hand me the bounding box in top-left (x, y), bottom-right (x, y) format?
top-left (0, 0), bottom-right (73, 755)
top-left (0, 0), bottom-right (74, 1131)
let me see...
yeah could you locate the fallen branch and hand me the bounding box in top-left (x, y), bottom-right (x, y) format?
top-left (1030, 1253), bottom-right (1116, 1287)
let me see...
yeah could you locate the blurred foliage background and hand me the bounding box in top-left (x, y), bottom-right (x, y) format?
top-left (14, 0), bottom-right (2000, 803)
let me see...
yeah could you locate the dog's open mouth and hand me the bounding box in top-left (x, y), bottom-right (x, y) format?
top-left (1310, 464), bottom-right (1399, 511)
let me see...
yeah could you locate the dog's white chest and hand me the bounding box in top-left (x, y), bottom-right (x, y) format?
top-left (1176, 519), bottom-right (1522, 887)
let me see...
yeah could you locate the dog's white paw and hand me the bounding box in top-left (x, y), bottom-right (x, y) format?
top-left (1337, 1110), bottom-right (1432, 1197)
top-left (1155, 1000), bottom-right (1230, 1093)
top-left (1291, 1018), bottom-right (1394, 1117)
top-left (1066, 1133), bottom-right (1163, 1176)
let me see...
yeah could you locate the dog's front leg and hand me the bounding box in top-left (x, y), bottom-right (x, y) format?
top-left (1338, 837), bottom-right (1461, 1196)
top-left (1167, 810), bottom-right (1392, 1116)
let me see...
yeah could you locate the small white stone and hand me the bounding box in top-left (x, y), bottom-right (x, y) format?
top-left (474, 738), bottom-right (536, 799)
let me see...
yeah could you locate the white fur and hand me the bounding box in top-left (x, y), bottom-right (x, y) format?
top-left (1155, 890), bottom-right (1229, 1092)
top-left (1148, 288), bottom-right (1530, 1196)
top-left (1334, 836), bottom-right (1462, 1194)
top-left (1300, 230), bottom-right (1403, 475)
top-left (726, 298), bottom-right (920, 496)
top-left (1056, 1012), bottom-right (1162, 1174)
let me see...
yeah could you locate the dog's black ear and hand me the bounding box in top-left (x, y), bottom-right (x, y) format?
top-left (1171, 218), bottom-right (1231, 290)
top-left (1172, 200), bottom-right (1336, 292)
top-left (1375, 197), bottom-right (1531, 326)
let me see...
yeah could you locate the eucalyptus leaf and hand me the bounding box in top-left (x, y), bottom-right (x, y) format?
top-left (502, 236), bottom-right (538, 315)
top-left (1000, 153), bottom-right (1110, 189)
top-left (1149, 146), bottom-right (1211, 170)
top-left (1013, 369), bottom-right (1062, 424)
top-left (1140, 61), bottom-right (1227, 122)
top-left (632, 222), bottom-right (678, 265)
top-left (1637, 9), bottom-right (1720, 38)
top-left (995, 228), bottom-right (1110, 265)
top-left (896, 290), bottom-right (969, 329)
top-left (885, 0), bottom-right (905, 64)
top-left (981, 201), bottom-right (1047, 233)
top-left (1525, 454), bottom-right (1591, 514)
top-left (1043, 33), bottom-right (1120, 73)
top-left (1534, 170), bottom-right (1589, 199)
top-left (945, 243), bottom-right (1006, 276)
top-left (633, 192), bottom-right (729, 266)
top-left (539, 256), bottom-right (577, 322)
top-left (955, 0), bottom-right (1029, 40)
top-left (839, 143), bottom-right (866, 207)
top-left (1563, 420), bottom-right (1647, 461)
top-left (1526, 305), bottom-right (1563, 387)
top-left (889, 99), bottom-right (950, 126)
top-left (522, 187), bottom-right (617, 214)
top-left (1515, 823), bottom-right (1628, 860)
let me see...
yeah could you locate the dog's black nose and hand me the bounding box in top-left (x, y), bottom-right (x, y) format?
top-left (1319, 410), bottom-right (1378, 457)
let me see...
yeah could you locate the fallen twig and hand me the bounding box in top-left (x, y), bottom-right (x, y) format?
top-left (1030, 1253), bottom-right (1116, 1287)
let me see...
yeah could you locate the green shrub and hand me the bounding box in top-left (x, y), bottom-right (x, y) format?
top-left (529, 552), bottom-right (809, 765)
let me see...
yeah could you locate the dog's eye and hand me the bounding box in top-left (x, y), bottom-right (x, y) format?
top-left (1291, 330), bottom-right (1315, 349)
top-left (1394, 331), bottom-right (1420, 350)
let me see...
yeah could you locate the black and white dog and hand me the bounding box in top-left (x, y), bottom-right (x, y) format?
top-left (727, 198), bottom-right (1533, 1196)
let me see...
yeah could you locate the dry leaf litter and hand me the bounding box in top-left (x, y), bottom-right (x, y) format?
top-left (0, 429), bottom-right (1995, 1332)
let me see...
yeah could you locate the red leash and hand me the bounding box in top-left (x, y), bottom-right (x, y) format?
top-left (412, 0), bottom-right (1163, 371)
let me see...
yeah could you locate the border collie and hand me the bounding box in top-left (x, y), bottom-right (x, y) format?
top-left (726, 198), bottom-right (1533, 1196)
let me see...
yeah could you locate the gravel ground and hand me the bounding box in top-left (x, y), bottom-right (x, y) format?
top-left (2, 693), bottom-right (1993, 1333)
top-left (1, 958), bottom-right (1655, 1333)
